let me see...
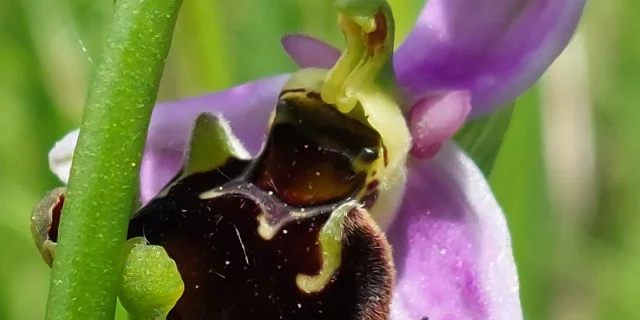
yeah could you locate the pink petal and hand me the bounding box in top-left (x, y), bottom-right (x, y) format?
top-left (388, 142), bottom-right (522, 320)
top-left (408, 91), bottom-right (471, 159)
top-left (280, 34), bottom-right (341, 69)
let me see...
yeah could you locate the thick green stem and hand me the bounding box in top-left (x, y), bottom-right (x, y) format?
top-left (45, 0), bottom-right (182, 319)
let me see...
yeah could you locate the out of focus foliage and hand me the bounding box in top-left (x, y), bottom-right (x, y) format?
top-left (0, 0), bottom-right (637, 319)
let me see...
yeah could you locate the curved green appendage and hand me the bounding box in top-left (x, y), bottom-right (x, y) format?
top-left (155, 112), bottom-right (250, 199)
top-left (120, 238), bottom-right (184, 320)
top-left (184, 113), bottom-right (249, 176)
top-left (322, 0), bottom-right (397, 113)
top-left (296, 202), bottom-right (359, 293)
top-left (305, 0), bottom-right (410, 231)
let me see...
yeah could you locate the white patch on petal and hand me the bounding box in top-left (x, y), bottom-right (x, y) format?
top-left (48, 128), bottom-right (79, 184)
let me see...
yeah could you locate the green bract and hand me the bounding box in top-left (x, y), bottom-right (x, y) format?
top-left (119, 238), bottom-right (184, 320)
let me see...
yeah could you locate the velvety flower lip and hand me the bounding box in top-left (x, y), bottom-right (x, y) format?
top-left (124, 114), bottom-right (398, 318)
top-left (281, 0), bottom-right (586, 118)
top-left (388, 143), bottom-right (521, 320)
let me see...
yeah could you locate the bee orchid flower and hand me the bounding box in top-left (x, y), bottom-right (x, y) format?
top-left (37, 0), bottom-right (585, 319)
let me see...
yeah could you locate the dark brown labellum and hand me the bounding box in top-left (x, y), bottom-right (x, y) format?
top-left (128, 89), bottom-right (395, 319)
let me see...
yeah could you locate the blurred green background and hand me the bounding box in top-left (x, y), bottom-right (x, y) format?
top-left (0, 0), bottom-right (636, 319)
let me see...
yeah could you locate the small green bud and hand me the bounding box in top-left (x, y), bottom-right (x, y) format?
top-left (119, 237), bottom-right (184, 319)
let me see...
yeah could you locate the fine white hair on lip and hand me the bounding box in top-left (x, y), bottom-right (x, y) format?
top-left (215, 114), bottom-right (251, 159)
top-left (48, 128), bottom-right (80, 184)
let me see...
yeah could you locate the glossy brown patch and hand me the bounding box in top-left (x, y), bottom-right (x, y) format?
top-left (367, 12), bottom-right (388, 51)
top-left (251, 97), bottom-right (381, 207)
top-left (305, 91), bottom-right (322, 100)
top-left (253, 123), bottom-right (365, 207)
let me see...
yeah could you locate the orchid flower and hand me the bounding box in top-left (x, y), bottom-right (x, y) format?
top-left (33, 0), bottom-right (585, 319)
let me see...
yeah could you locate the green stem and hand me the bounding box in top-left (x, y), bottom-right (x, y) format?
top-left (45, 0), bottom-right (182, 319)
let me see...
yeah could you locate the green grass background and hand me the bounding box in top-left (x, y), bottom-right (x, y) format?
top-left (0, 0), bottom-right (637, 319)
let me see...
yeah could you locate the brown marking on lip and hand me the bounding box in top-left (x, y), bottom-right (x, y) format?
top-left (383, 147), bottom-right (389, 166)
top-left (305, 91), bottom-right (322, 101)
top-left (250, 97), bottom-right (382, 208)
top-left (366, 180), bottom-right (380, 192)
top-left (367, 12), bottom-right (387, 51)
top-left (361, 190), bottom-right (379, 209)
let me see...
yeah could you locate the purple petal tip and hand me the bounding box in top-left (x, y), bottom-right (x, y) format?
top-left (281, 34), bottom-right (341, 69)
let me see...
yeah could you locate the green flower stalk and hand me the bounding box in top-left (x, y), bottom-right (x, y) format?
top-left (44, 0), bottom-right (182, 319)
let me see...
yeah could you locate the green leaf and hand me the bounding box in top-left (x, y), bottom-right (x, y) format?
top-left (453, 104), bottom-right (514, 175)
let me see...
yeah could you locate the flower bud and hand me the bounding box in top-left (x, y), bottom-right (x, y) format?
top-left (119, 237), bottom-right (184, 319)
